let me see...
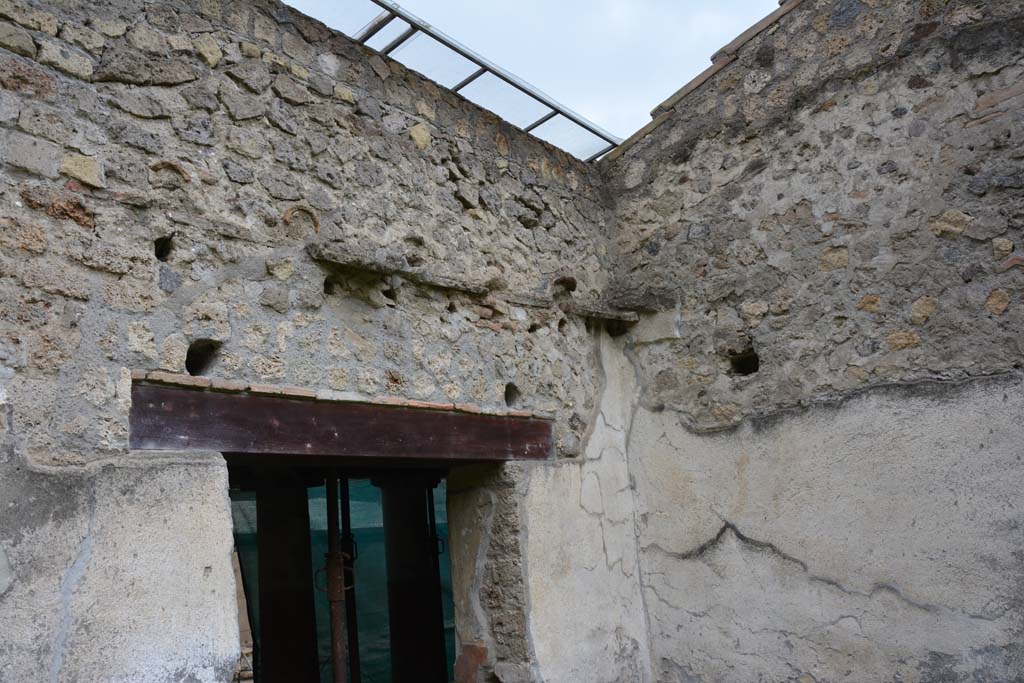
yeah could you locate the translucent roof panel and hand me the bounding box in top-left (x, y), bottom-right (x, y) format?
top-left (364, 17), bottom-right (413, 52)
top-left (286, 0), bottom-right (382, 38)
top-left (282, 0), bottom-right (622, 160)
top-left (458, 72), bottom-right (552, 130)
top-left (531, 114), bottom-right (614, 160)
top-left (389, 34), bottom-right (479, 90)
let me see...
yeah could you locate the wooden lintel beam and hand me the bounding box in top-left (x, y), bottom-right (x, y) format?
top-left (129, 383), bottom-right (553, 462)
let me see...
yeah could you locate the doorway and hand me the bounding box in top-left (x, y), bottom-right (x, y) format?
top-left (128, 380), bottom-right (554, 683)
top-left (227, 460), bottom-right (455, 683)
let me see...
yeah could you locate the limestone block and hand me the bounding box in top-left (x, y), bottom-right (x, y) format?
top-left (0, 0), bottom-right (57, 35)
top-left (1, 129), bottom-right (61, 177)
top-left (192, 33), bottom-right (223, 67)
top-left (226, 59), bottom-right (271, 93)
top-left (0, 20), bottom-right (35, 57)
top-left (59, 23), bottom-right (105, 54)
top-left (271, 73), bottom-right (313, 105)
top-left (89, 15), bottom-right (127, 37)
top-left (126, 23), bottom-right (169, 53)
top-left (60, 153), bottom-right (105, 188)
top-left (37, 40), bottom-right (94, 79)
top-left (409, 122), bottom-right (431, 150)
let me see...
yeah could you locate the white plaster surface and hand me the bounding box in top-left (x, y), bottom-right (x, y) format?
top-left (0, 455), bottom-right (239, 683)
top-left (523, 335), bottom-right (653, 682)
top-left (630, 375), bottom-right (1024, 681)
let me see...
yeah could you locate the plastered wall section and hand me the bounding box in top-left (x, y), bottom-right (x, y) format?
top-left (520, 332), bottom-right (652, 683)
top-left (604, 0), bottom-right (1024, 679)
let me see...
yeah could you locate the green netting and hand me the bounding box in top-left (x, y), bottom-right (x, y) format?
top-left (231, 480), bottom-right (455, 683)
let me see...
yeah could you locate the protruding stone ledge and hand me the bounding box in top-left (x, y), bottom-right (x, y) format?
top-left (307, 240), bottom-right (490, 296)
top-left (308, 239), bottom-right (640, 325)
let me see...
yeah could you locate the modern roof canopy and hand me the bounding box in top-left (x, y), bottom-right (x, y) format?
top-left (308, 0), bottom-right (624, 161)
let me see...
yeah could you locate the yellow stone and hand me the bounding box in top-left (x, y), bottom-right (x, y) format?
top-left (928, 209), bottom-right (973, 238)
top-left (261, 50), bottom-right (288, 68)
top-left (192, 33), bottom-right (222, 67)
top-left (985, 289), bottom-right (1010, 315)
top-left (415, 100), bottom-right (436, 122)
top-left (333, 85), bottom-right (356, 104)
top-left (167, 33), bottom-right (193, 52)
top-left (992, 237), bottom-right (1014, 260)
top-left (886, 330), bottom-right (921, 350)
top-left (60, 153), bottom-right (105, 188)
top-left (820, 246), bottom-right (849, 271)
top-left (239, 41), bottom-right (261, 58)
top-left (910, 296), bottom-right (937, 325)
top-left (409, 123), bottom-right (431, 151)
top-left (856, 294), bottom-right (881, 313)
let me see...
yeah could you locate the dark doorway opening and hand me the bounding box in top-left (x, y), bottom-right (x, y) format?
top-left (128, 381), bottom-right (554, 682)
top-left (228, 460), bottom-right (455, 683)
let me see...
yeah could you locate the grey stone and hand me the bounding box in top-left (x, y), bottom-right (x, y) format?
top-left (158, 264), bottom-right (182, 292)
top-left (113, 87), bottom-right (187, 119)
top-left (0, 20), bottom-right (36, 57)
top-left (17, 103), bottom-right (71, 143)
top-left (260, 172), bottom-right (302, 200)
top-left (126, 23), bottom-right (169, 53)
top-left (272, 74), bottom-right (314, 105)
top-left (455, 181), bottom-right (479, 209)
top-left (223, 157), bottom-right (254, 184)
top-left (259, 281), bottom-right (290, 312)
top-left (273, 136), bottom-right (309, 171)
top-left (180, 79), bottom-right (220, 112)
top-left (37, 40), bottom-right (94, 79)
top-left (0, 90), bottom-right (19, 123)
top-left (110, 121), bottom-right (163, 153)
top-left (218, 81), bottom-right (265, 121)
top-left (59, 23), bottom-right (105, 54)
top-left (174, 113), bottom-right (215, 146)
top-left (315, 161), bottom-right (343, 189)
top-left (226, 59), bottom-right (272, 93)
top-left (830, 0), bottom-right (865, 28)
top-left (94, 49), bottom-right (196, 85)
top-left (266, 98), bottom-right (298, 135)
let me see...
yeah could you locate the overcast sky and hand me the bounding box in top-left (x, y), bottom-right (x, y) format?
top-left (289, 0), bottom-right (778, 139)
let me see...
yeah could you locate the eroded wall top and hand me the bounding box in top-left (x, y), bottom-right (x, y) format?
top-left (604, 0), bottom-right (1024, 430)
top-left (0, 0), bottom-right (619, 467)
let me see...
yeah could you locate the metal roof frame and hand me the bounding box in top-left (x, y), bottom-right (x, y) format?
top-left (354, 0), bottom-right (622, 162)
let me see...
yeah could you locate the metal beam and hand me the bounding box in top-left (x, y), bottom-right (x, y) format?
top-left (452, 66), bottom-right (486, 93)
top-left (585, 142), bottom-right (618, 163)
top-left (365, 0), bottom-right (623, 149)
top-left (129, 383), bottom-right (553, 461)
top-left (523, 110), bottom-right (557, 133)
top-left (355, 10), bottom-right (396, 44)
top-left (381, 25), bottom-right (418, 55)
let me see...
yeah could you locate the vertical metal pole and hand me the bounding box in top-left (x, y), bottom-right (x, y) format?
top-left (326, 475), bottom-right (348, 683)
top-left (340, 478), bottom-right (361, 683)
top-left (426, 487), bottom-right (449, 682)
top-left (256, 481), bottom-right (320, 682)
top-left (377, 475), bottom-right (446, 683)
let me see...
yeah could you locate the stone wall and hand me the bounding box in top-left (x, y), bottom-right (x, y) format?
top-left (0, 0), bottom-right (629, 679)
top-left (2, 0), bottom-right (1023, 680)
top-left (604, 0), bottom-right (1024, 679)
